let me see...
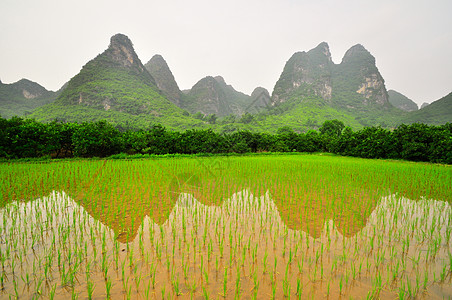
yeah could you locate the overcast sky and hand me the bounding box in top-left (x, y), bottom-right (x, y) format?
top-left (1, 0), bottom-right (451, 106)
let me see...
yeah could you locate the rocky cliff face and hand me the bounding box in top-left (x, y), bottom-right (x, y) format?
top-left (354, 73), bottom-right (388, 106)
top-left (106, 34), bottom-right (147, 76)
top-left (337, 44), bottom-right (389, 107)
top-left (145, 55), bottom-right (182, 106)
top-left (388, 90), bottom-right (418, 112)
top-left (272, 42), bottom-right (333, 105)
top-left (12, 79), bottom-right (49, 99)
top-left (272, 43), bottom-right (391, 109)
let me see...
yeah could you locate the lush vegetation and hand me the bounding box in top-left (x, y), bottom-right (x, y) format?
top-left (1, 116), bottom-right (450, 164)
top-left (28, 61), bottom-right (196, 125)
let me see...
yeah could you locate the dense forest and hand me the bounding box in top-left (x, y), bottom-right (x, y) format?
top-left (0, 117), bottom-right (450, 164)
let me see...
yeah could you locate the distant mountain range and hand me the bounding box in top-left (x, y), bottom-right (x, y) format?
top-left (144, 55), bottom-right (266, 117)
top-left (1, 33), bottom-right (450, 131)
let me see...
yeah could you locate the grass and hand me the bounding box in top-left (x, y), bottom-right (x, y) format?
top-left (0, 154), bottom-right (450, 298)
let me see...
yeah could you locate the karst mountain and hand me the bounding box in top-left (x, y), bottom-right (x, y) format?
top-left (0, 33), bottom-right (448, 130)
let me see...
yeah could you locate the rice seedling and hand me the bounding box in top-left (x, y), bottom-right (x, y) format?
top-left (0, 154), bottom-right (450, 299)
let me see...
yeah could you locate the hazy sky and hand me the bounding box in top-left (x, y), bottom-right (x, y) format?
top-left (1, 0), bottom-right (451, 106)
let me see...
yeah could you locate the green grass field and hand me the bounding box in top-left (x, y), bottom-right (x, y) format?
top-left (0, 154), bottom-right (451, 299)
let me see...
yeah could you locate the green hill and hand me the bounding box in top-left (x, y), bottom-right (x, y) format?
top-left (0, 79), bottom-right (59, 118)
top-left (388, 90), bottom-right (418, 112)
top-left (401, 92), bottom-right (452, 125)
top-left (182, 76), bottom-right (252, 117)
top-left (30, 34), bottom-right (201, 130)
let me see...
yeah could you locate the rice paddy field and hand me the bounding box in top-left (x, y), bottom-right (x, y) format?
top-left (0, 154), bottom-right (451, 299)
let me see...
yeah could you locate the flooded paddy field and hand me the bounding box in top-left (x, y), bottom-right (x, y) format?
top-left (0, 154), bottom-right (451, 299)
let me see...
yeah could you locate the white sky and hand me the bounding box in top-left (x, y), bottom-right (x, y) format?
top-left (0, 0), bottom-right (451, 105)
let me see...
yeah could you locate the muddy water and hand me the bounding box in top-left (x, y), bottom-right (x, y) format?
top-left (0, 189), bottom-right (450, 299)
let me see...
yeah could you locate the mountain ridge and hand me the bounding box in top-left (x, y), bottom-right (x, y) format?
top-left (272, 42), bottom-right (391, 109)
top-left (401, 92), bottom-right (452, 125)
top-left (0, 34), bottom-right (448, 131)
top-left (388, 90), bottom-right (418, 112)
top-left (29, 33), bottom-right (201, 130)
top-left (265, 42), bottom-right (403, 129)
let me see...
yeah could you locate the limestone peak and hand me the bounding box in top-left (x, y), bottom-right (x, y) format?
top-left (341, 44), bottom-right (374, 64)
top-left (214, 76), bottom-right (226, 85)
top-left (145, 54), bottom-right (182, 106)
top-left (106, 33), bottom-right (144, 72)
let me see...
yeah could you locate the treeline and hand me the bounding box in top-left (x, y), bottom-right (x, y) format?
top-left (0, 117), bottom-right (451, 164)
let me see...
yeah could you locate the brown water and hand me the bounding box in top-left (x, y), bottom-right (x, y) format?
top-left (0, 190), bottom-right (450, 299)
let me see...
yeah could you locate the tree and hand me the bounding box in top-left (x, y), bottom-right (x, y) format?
top-left (353, 126), bottom-right (391, 159)
top-left (427, 123), bottom-right (452, 164)
top-left (47, 121), bottom-right (78, 158)
top-left (277, 126), bottom-right (297, 151)
top-left (335, 126), bottom-right (356, 156)
top-left (298, 130), bottom-right (323, 152)
top-left (276, 126), bottom-right (294, 135)
top-left (228, 130), bottom-right (259, 152)
top-left (319, 120), bottom-right (345, 137)
top-left (72, 120), bottom-right (123, 157)
top-left (319, 120), bottom-right (345, 152)
top-left (2, 117), bottom-right (55, 158)
top-left (231, 141), bottom-right (250, 153)
top-left (392, 123), bottom-right (430, 162)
